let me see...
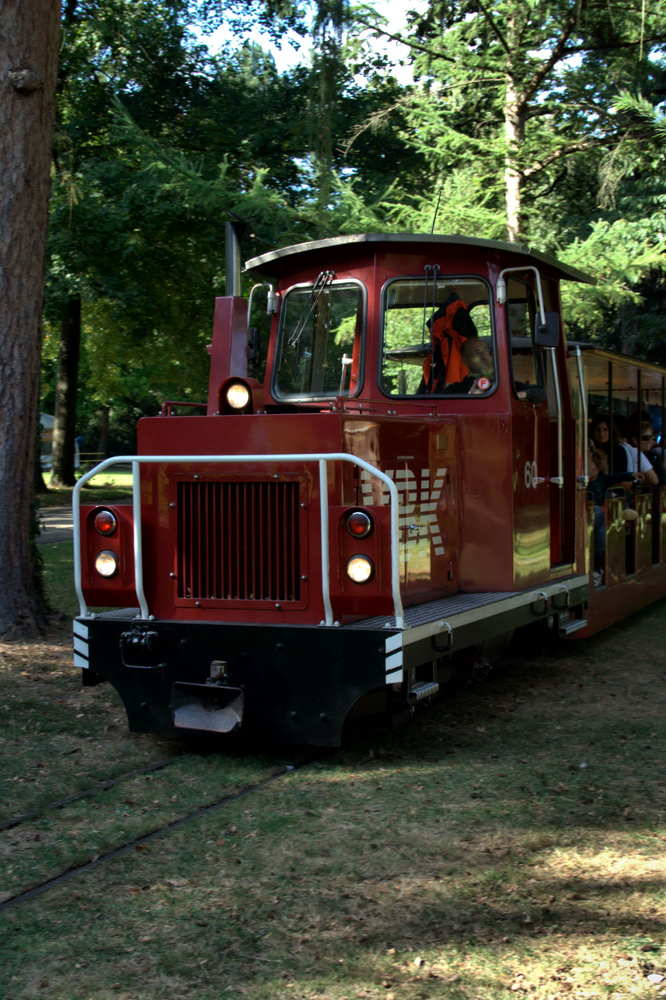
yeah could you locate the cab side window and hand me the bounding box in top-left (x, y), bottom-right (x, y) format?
top-left (507, 279), bottom-right (543, 398)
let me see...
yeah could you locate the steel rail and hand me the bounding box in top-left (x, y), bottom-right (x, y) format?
top-left (0, 763), bottom-right (308, 915)
top-left (0, 757), bottom-right (175, 833)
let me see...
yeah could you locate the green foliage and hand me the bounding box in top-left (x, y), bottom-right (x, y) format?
top-left (339, 0), bottom-right (666, 358)
top-left (347, 1), bottom-right (666, 239)
top-left (559, 216), bottom-right (666, 337)
top-left (46, 1), bottom-right (325, 450)
top-left (42, 0), bottom-right (666, 423)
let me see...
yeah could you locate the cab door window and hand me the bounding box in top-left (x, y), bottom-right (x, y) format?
top-left (381, 277), bottom-right (495, 397)
top-left (506, 279), bottom-right (544, 397)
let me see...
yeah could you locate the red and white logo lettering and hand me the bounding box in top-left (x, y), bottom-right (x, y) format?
top-left (360, 467), bottom-right (448, 556)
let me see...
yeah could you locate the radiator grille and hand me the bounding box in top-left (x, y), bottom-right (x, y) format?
top-left (177, 481), bottom-right (301, 602)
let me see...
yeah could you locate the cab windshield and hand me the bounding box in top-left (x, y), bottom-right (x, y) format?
top-left (274, 278), bottom-right (364, 400)
top-left (381, 277), bottom-right (494, 397)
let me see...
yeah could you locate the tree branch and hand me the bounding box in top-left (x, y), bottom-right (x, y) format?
top-left (522, 135), bottom-right (611, 178)
top-left (566, 34), bottom-right (666, 55)
top-left (534, 166), bottom-right (569, 198)
top-left (518, 0), bottom-right (585, 110)
top-left (475, 0), bottom-right (513, 60)
top-left (340, 95), bottom-right (414, 155)
top-left (351, 14), bottom-right (456, 63)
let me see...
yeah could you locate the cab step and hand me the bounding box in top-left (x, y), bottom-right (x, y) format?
top-left (408, 681), bottom-right (440, 703)
top-left (559, 618), bottom-right (588, 637)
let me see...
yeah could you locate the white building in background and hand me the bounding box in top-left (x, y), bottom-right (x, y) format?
top-left (40, 413), bottom-right (80, 470)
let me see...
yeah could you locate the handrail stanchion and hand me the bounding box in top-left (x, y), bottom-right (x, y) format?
top-left (319, 460), bottom-right (334, 625)
top-left (573, 347), bottom-right (588, 484)
top-left (132, 459), bottom-right (149, 619)
top-left (73, 455), bottom-right (122, 617)
top-left (72, 479), bottom-right (86, 618)
top-left (548, 347), bottom-right (564, 487)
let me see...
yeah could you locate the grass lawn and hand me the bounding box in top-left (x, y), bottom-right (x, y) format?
top-left (41, 540), bottom-right (78, 619)
top-left (1, 547), bottom-right (665, 1000)
top-left (38, 468), bottom-right (134, 508)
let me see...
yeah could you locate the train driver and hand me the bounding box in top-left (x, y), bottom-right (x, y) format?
top-left (419, 292), bottom-right (478, 394)
top-left (443, 337), bottom-right (495, 395)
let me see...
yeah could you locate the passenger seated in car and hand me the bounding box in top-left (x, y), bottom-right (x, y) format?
top-left (611, 414), bottom-right (658, 485)
top-left (628, 413), bottom-right (666, 486)
top-left (588, 448), bottom-right (643, 585)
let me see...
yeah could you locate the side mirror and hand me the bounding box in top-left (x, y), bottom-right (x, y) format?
top-left (534, 311), bottom-right (560, 347)
top-left (248, 327), bottom-right (258, 362)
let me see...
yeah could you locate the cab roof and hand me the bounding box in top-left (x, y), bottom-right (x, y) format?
top-left (245, 232), bottom-right (595, 285)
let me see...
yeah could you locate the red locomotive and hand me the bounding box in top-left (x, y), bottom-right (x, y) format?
top-left (72, 232), bottom-right (666, 745)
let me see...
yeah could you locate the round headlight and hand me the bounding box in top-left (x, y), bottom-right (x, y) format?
top-left (346, 555), bottom-right (375, 584)
top-left (346, 510), bottom-right (373, 538)
top-left (226, 382), bottom-right (251, 410)
top-left (94, 550), bottom-right (119, 579)
top-left (94, 509), bottom-right (117, 536)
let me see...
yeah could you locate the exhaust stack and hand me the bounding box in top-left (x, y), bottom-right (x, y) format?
top-left (225, 220), bottom-right (242, 297)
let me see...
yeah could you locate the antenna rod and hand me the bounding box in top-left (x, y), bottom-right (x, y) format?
top-left (430, 185), bottom-right (443, 234)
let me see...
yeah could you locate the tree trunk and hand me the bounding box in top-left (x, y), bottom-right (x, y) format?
top-left (0, 1), bottom-right (60, 637)
top-left (34, 435), bottom-right (50, 494)
top-left (312, 1), bottom-right (344, 229)
top-left (504, 74), bottom-right (525, 243)
top-left (503, 8), bottom-right (526, 244)
top-left (51, 294), bottom-right (82, 487)
top-left (97, 405), bottom-right (110, 460)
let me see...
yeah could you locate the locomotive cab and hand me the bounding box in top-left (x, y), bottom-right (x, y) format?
top-left (74, 233), bottom-right (659, 747)
top-left (238, 234), bottom-right (592, 599)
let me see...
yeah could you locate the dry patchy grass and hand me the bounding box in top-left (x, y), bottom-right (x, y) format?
top-left (1, 592), bottom-right (665, 1000)
top-left (0, 631), bottom-right (294, 899)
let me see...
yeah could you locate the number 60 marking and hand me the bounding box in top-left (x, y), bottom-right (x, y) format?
top-left (524, 460), bottom-right (538, 489)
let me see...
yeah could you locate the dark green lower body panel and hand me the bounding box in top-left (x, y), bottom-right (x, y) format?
top-left (74, 614), bottom-right (394, 747)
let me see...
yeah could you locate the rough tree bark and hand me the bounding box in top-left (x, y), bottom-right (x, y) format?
top-left (51, 295), bottom-right (82, 487)
top-left (0, 1), bottom-right (61, 637)
top-left (504, 71), bottom-right (524, 243)
top-left (500, 1), bottom-right (588, 243)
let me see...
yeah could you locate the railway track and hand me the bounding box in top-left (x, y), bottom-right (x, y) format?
top-left (0, 757), bottom-right (176, 833)
top-left (0, 759), bottom-right (309, 915)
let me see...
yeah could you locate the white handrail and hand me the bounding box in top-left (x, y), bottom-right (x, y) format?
top-left (572, 347), bottom-right (588, 485)
top-left (496, 265), bottom-right (547, 325)
top-left (73, 453), bottom-right (405, 629)
top-left (548, 347), bottom-right (564, 488)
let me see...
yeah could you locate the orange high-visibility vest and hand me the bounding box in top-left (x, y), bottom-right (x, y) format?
top-left (422, 296), bottom-right (471, 393)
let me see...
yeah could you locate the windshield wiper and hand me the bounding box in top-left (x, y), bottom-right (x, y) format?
top-left (288, 270), bottom-right (335, 348)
